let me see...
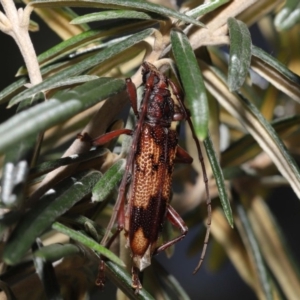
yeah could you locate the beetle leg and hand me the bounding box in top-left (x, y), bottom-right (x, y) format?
top-left (95, 231), bottom-right (123, 288)
top-left (91, 129), bottom-right (133, 146)
top-left (154, 204), bottom-right (188, 254)
top-left (95, 198), bottom-right (125, 288)
top-left (175, 145), bottom-right (193, 164)
top-left (78, 129), bottom-right (132, 147)
top-left (168, 77), bottom-right (212, 274)
top-left (95, 260), bottom-right (106, 289)
top-left (132, 266), bottom-right (142, 294)
top-left (126, 78), bottom-right (138, 116)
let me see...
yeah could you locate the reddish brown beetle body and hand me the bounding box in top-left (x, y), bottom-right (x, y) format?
top-left (90, 62), bottom-right (210, 292)
top-left (125, 64), bottom-right (180, 277)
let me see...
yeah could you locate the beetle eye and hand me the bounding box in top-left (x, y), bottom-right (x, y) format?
top-left (153, 76), bottom-right (159, 84)
top-left (143, 72), bottom-right (150, 83)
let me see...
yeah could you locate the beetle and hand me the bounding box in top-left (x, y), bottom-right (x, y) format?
top-left (85, 62), bottom-right (211, 292)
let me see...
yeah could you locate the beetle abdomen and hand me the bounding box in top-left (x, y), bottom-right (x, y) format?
top-left (128, 123), bottom-right (177, 269)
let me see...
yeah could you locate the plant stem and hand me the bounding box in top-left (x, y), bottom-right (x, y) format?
top-left (0, 0), bottom-right (42, 85)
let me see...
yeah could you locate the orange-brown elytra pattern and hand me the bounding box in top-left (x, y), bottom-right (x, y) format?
top-left (89, 62), bottom-right (211, 293)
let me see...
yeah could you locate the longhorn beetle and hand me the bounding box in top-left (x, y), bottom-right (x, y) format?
top-left (85, 62), bottom-right (211, 292)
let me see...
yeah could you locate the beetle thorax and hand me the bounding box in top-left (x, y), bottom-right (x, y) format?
top-left (144, 87), bottom-right (175, 125)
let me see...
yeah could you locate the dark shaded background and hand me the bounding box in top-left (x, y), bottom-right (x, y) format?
top-left (1, 8), bottom-right (300, 300)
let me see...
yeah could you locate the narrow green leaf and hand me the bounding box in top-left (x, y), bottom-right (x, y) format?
top-left (29, 148), bottom-right (108, 179)
top-left (30, 0), bottom-right (205, 27)
top-left (171, 29), bottom-right (209, 140)
top-left (187, 0), bottom-right (231, 18)
top-left (105, 260), bottom-right (154, 299)
top-left (0, 62), bottom-right (71, 105)
top-left (9, 75), bottom-right (98, 107)
top-left (52, 222), bottom-right (125, 267)
top-left (0, 100), bottom-right (77, 155)
top-left (274, 0), bottom-right (300, 31)
top-left (57, 77), bottom-right (124, 106)
top-left (222, 115), bottom-right (300, 167)
top-left (84, 221), bottom-right (100, 241)
top-left (0, 78), bottom-right (125, 154)
top-left (251, 45), bottom-right (300, 103)
top-left (251, 45), bottom-right (300, 84)
top-left (60, 214), bottom-right (107, 239)
top-left (61, 6), bottom-right (91, 31)
top-left (227, 18), bottom-right (252, 91)
top-left (32, 240), bottom-right (63, 300)
top-left (235, 199), bottom-right (273, 300)
top-left (92, 159), bottom-right (126, 202)
top-left (244, 103), bottom-right (300, 195)
top-left (0, 76), bottom-right (27, 105)
top-left (8, 28), bottom-right (153, 105)
top-left (0, 62), bottom-right (77, 104)
top-left (16, 92), bottom-right (45, 113)
top-left (23, 21), bottom-right (149, 73)
top-left (71, 10), bottom-right (166, 24)
top-left (3, 171), bottom-right (101, 265)
top-left (203, 135), bottom-right (233, 227)
top-left (34, 244), bottom-right (81, 261)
